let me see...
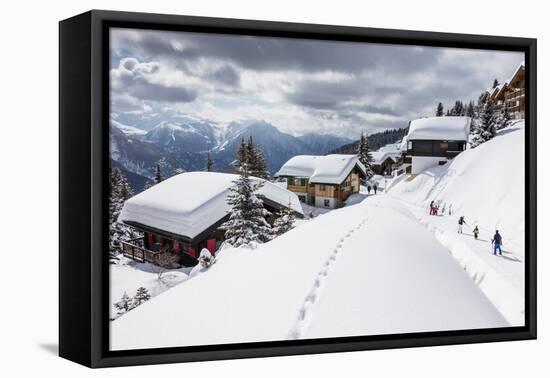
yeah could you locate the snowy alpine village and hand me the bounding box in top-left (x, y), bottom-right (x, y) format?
top-left (108, 29), bottom-right (526, 350)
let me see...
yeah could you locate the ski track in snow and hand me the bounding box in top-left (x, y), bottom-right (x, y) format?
top-left (287, 216), bottom-right (369, 340)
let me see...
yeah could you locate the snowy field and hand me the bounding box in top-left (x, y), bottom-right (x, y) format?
top-left (110, 195), bottom-right (507, 350)
top-left (110, 257), bottom-right (193, 320)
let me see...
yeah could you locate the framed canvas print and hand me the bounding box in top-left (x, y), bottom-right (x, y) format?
top-left (59, 10), bottom-right (537, 368)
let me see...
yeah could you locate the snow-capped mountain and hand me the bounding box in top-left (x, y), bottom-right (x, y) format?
top-left (110, 118), bottom-right (352, 192)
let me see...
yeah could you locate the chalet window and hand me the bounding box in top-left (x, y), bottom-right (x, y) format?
top-left (324, 199), bottom-right (330, 207)
top-left (298, 195), bottom-right (306, 203)
top-left (299, 178), bottom-right (306, 186)
top-left (413, 140), bottom-right (432, 154)
top-left (319, 184), bottom-right (326, 191)
top-left (288, 177), bottom-right (295, 185)
top-left (439, 142), bottom-right (449, 151)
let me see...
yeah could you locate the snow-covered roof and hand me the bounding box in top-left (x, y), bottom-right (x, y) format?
top-left (404, 116), bottom-right (471, 142)
top-left (371, 143), bottom-right (402, 165)
top-left (119, 172), bottom-right (304, 240)
top-left (275, 154), bottom-right (366, 184)
top-left (507, 61), bottom-right (525, 85)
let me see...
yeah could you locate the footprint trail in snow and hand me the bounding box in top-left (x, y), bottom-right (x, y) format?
top-left (287, 217), bottom-right (369, 340)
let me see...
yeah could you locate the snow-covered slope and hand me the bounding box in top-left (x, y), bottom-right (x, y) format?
top-left (388, 122), bottom-right (525, 325)
top-left (110, 195), bottom-right (507, 350)
top-left (389, 122), bottom-right (525, 251)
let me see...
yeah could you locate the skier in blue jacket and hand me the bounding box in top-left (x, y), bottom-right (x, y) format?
top-left (492, 230), bottom-right (503, 255)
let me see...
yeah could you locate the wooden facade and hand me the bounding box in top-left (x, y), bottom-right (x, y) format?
top-left (281, 166), bottom-right (364, 209)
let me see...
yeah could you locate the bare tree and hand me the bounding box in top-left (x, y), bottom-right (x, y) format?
top-left (154, 245), bottom-right (180, 281)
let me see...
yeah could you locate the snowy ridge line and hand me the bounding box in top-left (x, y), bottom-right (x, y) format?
top-left (422, 221), bottom-right (523, 326)
top-left (287, 217), bottom-right (369, 340)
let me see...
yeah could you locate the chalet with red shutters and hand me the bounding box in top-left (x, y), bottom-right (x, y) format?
top-left (118, 172), bottom-right (303, 266)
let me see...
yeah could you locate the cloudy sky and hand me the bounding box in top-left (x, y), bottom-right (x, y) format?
top-left (110, 28), bottom-right (524, 138)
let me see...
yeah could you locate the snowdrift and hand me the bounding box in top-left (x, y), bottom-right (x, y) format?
top-left (110, 196), bottom-right (507, 350)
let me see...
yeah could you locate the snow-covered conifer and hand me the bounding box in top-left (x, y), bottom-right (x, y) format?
top-left (496, 103), bottom-right (512, 130)
top-left (471, 98), bottom-right (497, 148)
top-left (357, 132), bottom-right (374, 180)
top-left (109, 168), bottom-right (137, 263)
top-left (114, 292), bottom-right (134, 315)
top-left (133, 287), bottom-right (151, 306)
top-left (198, 248), bottom-right (216, 268)
top-left (221, 164), bottom-right (271, 248)
top-left (271, 201), bottom-right (296, 238)
top-left (154, 162), bottom-right (163, 184)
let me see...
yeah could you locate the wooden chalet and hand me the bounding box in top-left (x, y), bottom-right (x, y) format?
top-left (119, 172), bottom-right (304, 267)
top-left (481, 62), bottom-right (525, 120)
top-left (401, 116), bottom-right (470, 175)
top-left (275, 155), bottom-right (366, 209)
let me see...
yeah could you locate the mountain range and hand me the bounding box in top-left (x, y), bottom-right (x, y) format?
top-left (110, 119), bottom-right (353, 192)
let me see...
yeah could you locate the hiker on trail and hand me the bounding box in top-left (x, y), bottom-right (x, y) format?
top-left (429, 201), bottom-right (435, 215)
top-left (457, 216), bottom-right (466, 234)
top-left (448, 204), bottom-right (453, 216)
top-left (441, 202), bottom-right (447, 215)
top-left (367, 185), bottom-right (372, 195)
top-left (373, 183), bottom-right (378, 194)
top-left (473, 226), bottom-right (480, 240)
top-left (492, 230), bottom-right (503, 256)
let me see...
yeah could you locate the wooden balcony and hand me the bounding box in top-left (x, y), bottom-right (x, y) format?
top-left (121, 237), bottom-right (162, 264)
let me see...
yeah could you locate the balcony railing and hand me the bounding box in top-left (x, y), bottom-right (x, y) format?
top-left (121, 237), bottom-right (162, 264)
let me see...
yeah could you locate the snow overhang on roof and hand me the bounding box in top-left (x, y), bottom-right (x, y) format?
top-left (275, 154), bottom-right (366, 184)
top-left (406, 116), bottom-right (471, 142)
top-left (119, 172), bottom-right (304, 240)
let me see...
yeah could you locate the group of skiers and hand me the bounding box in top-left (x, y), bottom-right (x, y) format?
top-left (366, 183), bottom-right (378, 195)
top-left (429, 200), bottom-right (452, 216)
top-left (458, 216), bottom-right (504, 256)
top-left (427, 201), bottom-right (504, 256)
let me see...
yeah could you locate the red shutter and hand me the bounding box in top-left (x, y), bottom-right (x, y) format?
top-left (207, 239), bottom-right (216, 255)
top-left (173, 240), bottom-right (180, 252)
top-left (147, 233), bottom-right (154, 244)
top-left (188, 247), bottom-right (196, 258)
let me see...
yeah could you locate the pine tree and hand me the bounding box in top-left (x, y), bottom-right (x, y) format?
top-left (133, 287), bottom-right (151, 306)
top-left (154, 162), bottom-right (163, 184)
top-left (450, 100), bottom-right (465, 116)
top-left (496, 103), bottom-right (512, 130)
top-left (471, 98), bottom-right (497, 148)
top-left (114, 292), bottom-right (134, 315)
top-left (493, 78), bottom-right (500, 89)
top-left (446, 109), bottom-right (451, 116)
top-left (436, 102), bottom-right (444, 117)
top-left (357, 132), bottom-right (374, 180)
top-left (247, 136), bottom-right (268, 179)
top-left (109, 168), bottom-right (137, 263)
top-left (466, 100), bottom-right (476, 118)
top-left (205, 151), bottom-right (213, 172)
top-left (236, 137), bottom-right (248, 169)
top-left (220, 163), bottom-right (272, 248)
top-left (271, 201), bottom-right (296, 238)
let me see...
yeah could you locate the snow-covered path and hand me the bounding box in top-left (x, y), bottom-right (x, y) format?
top-left (392, 197), bottom-right (524, 325)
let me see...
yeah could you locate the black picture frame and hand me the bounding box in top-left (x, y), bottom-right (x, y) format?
top-left (59, 9), bottom-right (537, 368)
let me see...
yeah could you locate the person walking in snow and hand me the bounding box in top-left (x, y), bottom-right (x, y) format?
top-left (473, 225), bottom-right (479, 240)
top-left (367, 184), bottom-right (372, 195)
top-left (429, 201), bottom-right (435, 215)
top-left (458, 216), bottom-right (466, 234)
top-left (373, 183), bottom-right (378, 194)
top-left (448, 204), bottom-right (453, 216)
top-left (492, 230), bottom-right (503, 255)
